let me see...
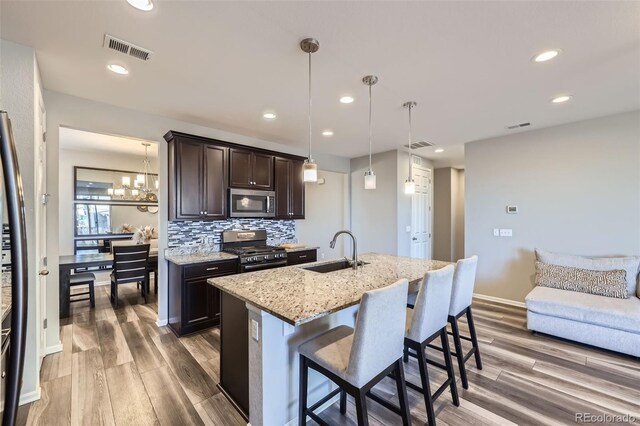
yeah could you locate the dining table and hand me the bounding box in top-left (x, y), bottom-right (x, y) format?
top-left (59, 250), bottom-right (158, 318)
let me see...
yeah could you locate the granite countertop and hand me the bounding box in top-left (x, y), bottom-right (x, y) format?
top-left (165, 251), bottom-right (238, 266)
top-left (209, 253), bottom-right (451, 326)
top-left (2, 271), bottom-right (11, 321)
top-left (284, 246), bottom-right (319, 253)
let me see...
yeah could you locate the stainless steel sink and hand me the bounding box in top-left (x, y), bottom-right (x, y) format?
top-left (302, 259), bottom-right (369, 273)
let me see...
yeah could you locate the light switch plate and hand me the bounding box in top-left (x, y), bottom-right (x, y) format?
top-left (493, 228), bottom-right (500, 237)
top-left (251, 319), bottom-right (259, 341)
top-left (499, 229), bottom-right (513, 237)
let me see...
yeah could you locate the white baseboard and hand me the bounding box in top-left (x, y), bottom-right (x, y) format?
top-left (473, 293), bottom-right (526, 309)
top-left (156, 318), bottom-right (168, 327)
top-left (19, 387), bottom-right (41, 405)
top-left (45, 341), bottom-right (63, 355)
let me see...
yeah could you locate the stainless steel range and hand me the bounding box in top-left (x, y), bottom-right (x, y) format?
top-left (221, 229), bottom-right (287, 272)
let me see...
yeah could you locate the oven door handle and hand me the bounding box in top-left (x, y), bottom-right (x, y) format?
top-left (242, 260), bottom-right (288, 271)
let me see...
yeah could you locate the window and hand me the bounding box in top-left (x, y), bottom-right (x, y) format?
top-left (75, 204), bottom-right (112, 236)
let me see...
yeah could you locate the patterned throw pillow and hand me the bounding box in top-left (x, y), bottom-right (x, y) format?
top-left (535, 261), bottom-right (628, 299)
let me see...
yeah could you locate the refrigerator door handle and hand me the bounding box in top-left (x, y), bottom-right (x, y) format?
top-left (0, 111), bottom-right (29, 426)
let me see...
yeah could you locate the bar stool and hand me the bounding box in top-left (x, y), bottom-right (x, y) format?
top-left (446, 255), bottom-right (481, 390)
top-left (298, 279), bottom-right (411, 426)
top-left (403, 265), bottom-right (458, 426)
top-left (69, 272), bottom-right (96, 307)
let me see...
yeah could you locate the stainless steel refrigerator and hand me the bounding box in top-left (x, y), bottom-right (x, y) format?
top-left (0, 111), bottom-right (29, 425)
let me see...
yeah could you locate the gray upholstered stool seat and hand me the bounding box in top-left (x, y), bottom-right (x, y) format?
top-left (69, 272), bottom-right (96, 307)
top-left (298, 279), bottom-right (412, 426)
top-left (298, 325), bottom-right (353, 383)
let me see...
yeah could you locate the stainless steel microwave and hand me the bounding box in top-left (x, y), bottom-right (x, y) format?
top-left (229, 189), bottom-right (276, 218)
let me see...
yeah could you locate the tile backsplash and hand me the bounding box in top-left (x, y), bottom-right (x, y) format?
top-left (167, 219), bottom-right (297, 249)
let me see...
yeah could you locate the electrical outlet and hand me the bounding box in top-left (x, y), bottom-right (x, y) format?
top-left (499, 229), bottom-right (513, 237)
top-left (251, 319), bottom-right (259, 341)
top-left (493, 229), bottom-right (500, 237)
top-left (405, 226), bottom-right (411, 233)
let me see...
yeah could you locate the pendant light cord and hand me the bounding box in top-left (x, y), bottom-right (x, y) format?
top-left (308, 52), bottom-right (312, 161)
top-left (408, 104), bottom-right (413, 180)
top-left (368, 83), bottom-right (372, 171)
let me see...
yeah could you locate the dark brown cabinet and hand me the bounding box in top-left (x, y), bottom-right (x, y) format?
top-left (274, 157), bottom-right (305, 219)
top-left (168, 137), bottom-right (227, 221)
top-left (168, 259), bottom-right (237, 336)
top-left (286, 249), bottom-right (317, 265)
top-left (229, 149), bottom-right (274, 190)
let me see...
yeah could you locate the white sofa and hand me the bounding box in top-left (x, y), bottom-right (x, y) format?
top-left (525, 250), bottom-right (640, 357)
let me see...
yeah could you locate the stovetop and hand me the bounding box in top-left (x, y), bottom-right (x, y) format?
top-left (223, 245), bottom-right (285, 256)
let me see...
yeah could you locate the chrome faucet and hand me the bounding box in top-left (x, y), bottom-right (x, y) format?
top-left (330, 230), bottom-right (359, 270)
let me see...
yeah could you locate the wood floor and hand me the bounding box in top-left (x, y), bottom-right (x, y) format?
top-left (17, 285), bottom-right (640, 425)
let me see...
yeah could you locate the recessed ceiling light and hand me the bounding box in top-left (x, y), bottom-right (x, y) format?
top-left (107, 64), bottom-right (129, 75)
top-left (551, 95), bottom-right (572, 104)
top-left (339, 96), bottom-right (354, 104)
top-left (532, 49), bottom-right (561, 63)
top-left (322, 130), bottom-right (334, 136)
top-left (434, 148), bottom-right (444, 153)
top-left (263, 112), bottom-right (277, 120)
top-left (126, 0), bottom-right (154, 11)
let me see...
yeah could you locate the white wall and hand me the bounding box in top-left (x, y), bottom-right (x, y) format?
top-left (44, 89), bottom-right (351, 334)
top-left (465, 111), bottom-right (640, 302)
top-left (0, 39), bottom-right (43, 403)
top-left (351, 150), bottom-right (398, 255)
top-left (58, 148), bottom-right (158, 255)
top-left (350, 149), bottom-right (433, 257)
top-left (296, 170), bottom-right (348, 260)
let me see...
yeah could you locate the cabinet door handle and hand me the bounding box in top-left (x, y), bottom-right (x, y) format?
top-left (204, 211), bottom-right (208, 215)
top-left (206, 267), bottom-right (219, 271)
top-left (299, 255), bottom-right (307, 259)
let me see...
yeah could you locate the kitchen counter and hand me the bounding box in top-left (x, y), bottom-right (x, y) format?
top-left (209, 252), bottom-right (451, 425)
top-left (165, 251), bottom-right (237, 265)
top-left (209, 252), bottom-right (449, 326)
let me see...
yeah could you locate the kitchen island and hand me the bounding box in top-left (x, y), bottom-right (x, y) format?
top-left (209, 253), bottom-right (451, 426)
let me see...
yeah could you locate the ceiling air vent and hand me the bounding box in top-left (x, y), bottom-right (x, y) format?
top-left (103, 34), bottom-right (153, 61)
top-left (403, 140), bottom-right (435, 149)
top-left (506, 122), bottom-right (531, 130)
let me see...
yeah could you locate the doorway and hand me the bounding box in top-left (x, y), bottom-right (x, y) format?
top-left (35, 87), bottom-right (48, 366)
top-left (410, 156), bottom-right (432, 259)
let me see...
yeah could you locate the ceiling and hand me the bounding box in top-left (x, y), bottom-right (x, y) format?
top-left (2, 1), bottom-right (639, 167)
top-left (60, 127), bottom-right (158, 157)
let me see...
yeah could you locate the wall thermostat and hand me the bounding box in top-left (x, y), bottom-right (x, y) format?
top-left (506, 205), bottom-right (519, 214)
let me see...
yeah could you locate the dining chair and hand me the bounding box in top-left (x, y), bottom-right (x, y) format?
top-left (110, 243), bottom-right (150, 307)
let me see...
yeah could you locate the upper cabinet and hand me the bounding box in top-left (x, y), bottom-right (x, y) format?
top-left (168, 136), bottom-right (227, 221)
top-left (229, 149), bottom-right (274, 190)
top-left (274, 157), bottom-right (305, 219)
top-left (165, 131), bottom-right (305, 221)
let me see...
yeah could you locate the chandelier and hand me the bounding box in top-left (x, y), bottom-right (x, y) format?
top-left (108, 142), bottom-right (158, 202)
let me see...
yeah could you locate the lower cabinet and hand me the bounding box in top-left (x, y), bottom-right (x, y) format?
top-left (286, 249), bottom-right (317, 266)
top-left (168, 259), bottom-right (237, 336)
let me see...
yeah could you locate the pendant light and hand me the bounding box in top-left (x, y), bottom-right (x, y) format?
top-left (403, 101), bottom-right (417, 194)
top-left (300, 38), bottom-right (319, 182)
top-left (363, 75), bottom-right (378, 190)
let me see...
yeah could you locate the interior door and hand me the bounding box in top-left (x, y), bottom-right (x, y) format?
top-left (411, 160), bottom-right (432, 259)
top-left (35, 87), bottom-right (47, 365)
